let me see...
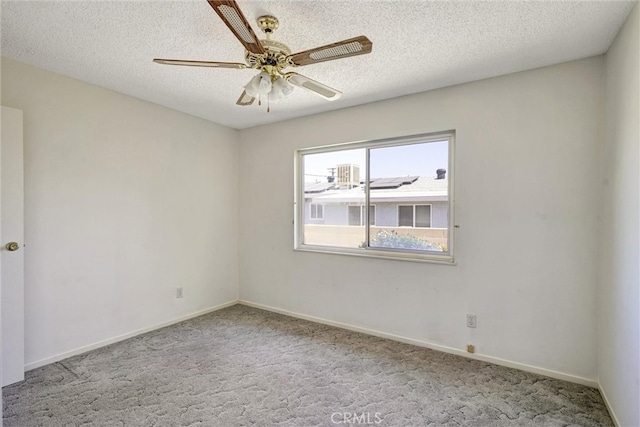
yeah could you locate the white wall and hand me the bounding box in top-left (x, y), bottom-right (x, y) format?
top-left (1, 58), bottom-right (239, 367)
top-left (600, 3), bottom-right (640, 426)
top-left (239, 57), bottom-right (604, 383)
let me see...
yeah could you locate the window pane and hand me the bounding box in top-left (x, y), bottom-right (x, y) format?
top-left (398, 206), bottom-right (413, 227)
top-left (302, 148), bottom-right (366, 248)
top-left (369, 140), bottom-right (448, 252)
top-left (310, 204), bottom-right (324, 220)
top-left (348, 206), bottom-right (361, 226)
top-left (369, 205), bottom-right (376, 226)
top-left (415, 205), bottom-right (431, 228)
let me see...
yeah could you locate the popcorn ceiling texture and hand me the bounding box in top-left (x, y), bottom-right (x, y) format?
top-left (3, 305), bottom-right (613, 426)
top-left (1, 1), bottom-right (635, 129)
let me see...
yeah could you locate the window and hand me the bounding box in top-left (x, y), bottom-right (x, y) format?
top-left (398, 205), bottom-right (431, 228)
top-left (348, 205), bottom-right (376, 226)
top-left (295, 131), bottom-right (454, 263)
top-left (310, 203), bottom-right (324, 220)
top-left (347, 206), bottom-right (361, 226)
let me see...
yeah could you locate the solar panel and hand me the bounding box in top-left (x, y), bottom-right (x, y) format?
top-left (305, 182), bottom-right (334, 193)
top-left (369, 180), bottom-right (402, 189)
top-left (369, 176), bottom-right (419, 189)
top-left (401, 176), bottom-right (419, 184)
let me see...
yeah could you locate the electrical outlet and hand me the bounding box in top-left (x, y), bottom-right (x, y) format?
top-left (176, 287), bottom-right (183, 298)
top-left (466, 314), bottom-right (477, 328)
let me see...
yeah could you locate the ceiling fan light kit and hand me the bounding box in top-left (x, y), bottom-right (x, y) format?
top-left (270, 76), bottom-right (295, 101)
top-left (153, 0), bottom-right (372, 112)
top-left (243, 71), bottom-right (294, 110)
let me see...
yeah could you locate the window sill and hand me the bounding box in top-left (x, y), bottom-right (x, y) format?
top-left (295, 244), bottom-right (456, 265)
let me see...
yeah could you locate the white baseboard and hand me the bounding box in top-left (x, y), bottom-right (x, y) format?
top-left (25, 299), bottom-right (599, 390)
top-left (598, 383), bottom-right (620, 427)
top-left (24, 300), bottom-right (238, 371)
top-left (239, 300), bottom-right (598, 389)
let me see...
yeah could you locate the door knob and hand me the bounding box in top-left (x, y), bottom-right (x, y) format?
top-left (5, 242), bottom-right (20, 251)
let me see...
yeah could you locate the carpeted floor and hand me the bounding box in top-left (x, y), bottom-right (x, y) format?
top-left (3, 305), bottom-right (612, 426)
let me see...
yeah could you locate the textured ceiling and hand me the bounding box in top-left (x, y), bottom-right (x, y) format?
top-left (1, 1), bottom-right (635, 129)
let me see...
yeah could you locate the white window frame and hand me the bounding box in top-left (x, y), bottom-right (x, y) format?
top-left (294, 131), bottom-right (455, 264)
top-left (368, 204), bottom-right (376, 227)
top-left (397, 204), bottom-right (432, 228)
top-left (309, 203), bottom-right (324, 220)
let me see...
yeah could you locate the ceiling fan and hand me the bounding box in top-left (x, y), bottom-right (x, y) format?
top-left (153, 0), bottom-right (373, 111)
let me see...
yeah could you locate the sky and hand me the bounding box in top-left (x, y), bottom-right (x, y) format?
top-left (303, 140), bottom-right (448, 183)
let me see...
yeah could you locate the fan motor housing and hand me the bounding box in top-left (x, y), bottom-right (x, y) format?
top-left (245, 16), bottom-right (293, 72)
top-left (245, 40), bottom-right (292, 71)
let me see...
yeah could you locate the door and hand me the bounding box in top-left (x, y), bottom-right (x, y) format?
top-left (1, 105), bottom-right (25, 386)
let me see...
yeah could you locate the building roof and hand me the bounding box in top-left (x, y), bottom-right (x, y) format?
top-left (304, 182), bottom-right (336, 193)
top-left (305, 176), bottom-right (448, 203)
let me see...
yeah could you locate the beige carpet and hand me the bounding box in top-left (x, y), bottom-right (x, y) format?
top-left (3, 305), bottom-right (612, 426)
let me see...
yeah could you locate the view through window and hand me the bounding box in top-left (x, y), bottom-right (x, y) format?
top-left (297, 132), bottom-right (454, 261)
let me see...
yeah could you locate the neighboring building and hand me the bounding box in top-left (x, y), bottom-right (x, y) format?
top-left (304, 173), bottom-right (448, 229)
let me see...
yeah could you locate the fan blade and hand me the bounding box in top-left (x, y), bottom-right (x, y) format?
top-left (286, 73), bottom-right (342, 101)
top-left (288, 36), bottom-right (372, 66)
top-left (153, 59), bottom-right (247, 69)
top-left (236, 90), bottom-right (255, 106)
top-left (207, 1), bottom-right (265, 55)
